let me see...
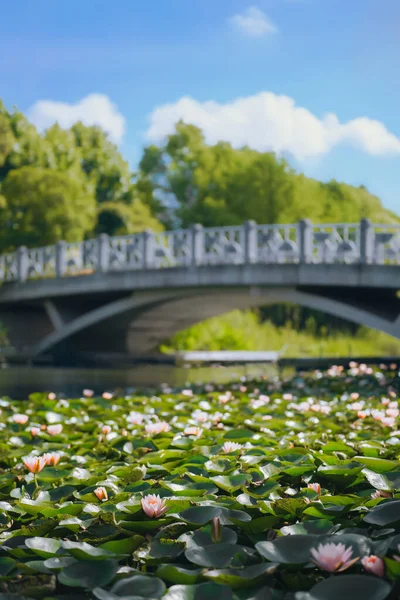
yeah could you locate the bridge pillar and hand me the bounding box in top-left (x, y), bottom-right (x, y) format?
top-left (55, 241), bottom-right (67, 277)
top-left (16, 246), bottom-right (28, 282)
top-left (298, 219), bottom-right (313, 263)
top-left (191, 224), bottom-right (204, 266)
top-left (143, 230), bottom-right (154, 269)
top-left (360, 219), bottom-right (374, 264)
top-left (97, 234), bottom-right (110, 273)
top-left (244, 220), bottom-right (257, 264)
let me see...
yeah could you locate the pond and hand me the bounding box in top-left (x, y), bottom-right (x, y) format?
top-left (0, 363), bottom-right (279, 398)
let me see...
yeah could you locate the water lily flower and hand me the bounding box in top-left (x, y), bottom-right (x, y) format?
top-left (94, 486), bottom-right (108, 501)
top-left (350, 392), bottom-right (360, 400)
top-left (145, 422), bottom-right (171, 435)
top-left (13, 414), bottom-right (28, 425)
top-left (283, 393), bottom-right (293, 401)
top-left (102, 392), bottom-right (113, 400)
top-left (386, 408), bottom-right (399, 418)
top-left (43, 452), bottom-right (61, 466)
top-left (48, 392), bottom-right (56, 400)
top-left (22, 455), bottom-right (47, 473)
top-left (30, 427), bottom-right (40, 436)
top-left (381, 416), bottom-right (395, 427)
top-left (141, 494), bottom-right (167, 518)
top-left (192, 410), bottom-right (209, 423)
top-left (361, 555), bottom-right (385, 576)
top-left (101, 425), bottom-right (112, 435)
top-left (181, 389), bottom-right (193, 397)
top-left (184, 426), bottom-right (202, 436)
top-left (47, 424), bottom-right (62, 435)
top-left (308, 483), bottom-right (321, 494)
top-left (371, 490), bottom-right (391, 499)
top-left (311, 543), bottom-right (358, 572)
top-left (222, 441), bottom-right (242, 453)
top-left (83, 389), bottom-right (94, 397)
top-left (127, 412), bottom-right (144, 425)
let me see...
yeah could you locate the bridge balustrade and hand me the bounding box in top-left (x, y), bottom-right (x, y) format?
top-left (1, 219), bottom-right (399, 283)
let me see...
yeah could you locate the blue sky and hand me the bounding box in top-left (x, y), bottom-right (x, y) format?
top-left (1, 0), bottom-right (400, 213)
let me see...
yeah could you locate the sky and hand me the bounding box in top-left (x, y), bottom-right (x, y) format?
top-left (1, 0), bottom-right (400, 213)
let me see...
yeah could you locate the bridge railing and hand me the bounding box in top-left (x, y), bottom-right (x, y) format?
top-left (1, 219), bottom-right (399, 283)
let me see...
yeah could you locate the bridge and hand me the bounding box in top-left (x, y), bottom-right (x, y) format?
top-left (0, 219), bottom-right (399, 364)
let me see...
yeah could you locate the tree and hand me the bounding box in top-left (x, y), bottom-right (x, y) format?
top-left (95, 199), bottom-right (163, 236)
top-left (137, 121), bottom-right (400, 227)
top-left (0, 167), bottom-right (96, 251)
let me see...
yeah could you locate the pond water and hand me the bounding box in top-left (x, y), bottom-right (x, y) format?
top-left (0, 363), bottom-right (280, 398)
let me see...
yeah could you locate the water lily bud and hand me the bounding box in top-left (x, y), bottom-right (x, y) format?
top-left (211, 517), bottom-right (222, 543)
top-left (361, 555), bottom-right (385, 577)
top-left (94, 486), bottom-right (108, 501)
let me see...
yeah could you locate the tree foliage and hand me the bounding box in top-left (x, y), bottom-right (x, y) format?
top-left (138, 121), bottom-right (399, 226)
top-left (0, 101), bottom-right (163, 250)
top-left (0, 167), bottom-right (96, 250)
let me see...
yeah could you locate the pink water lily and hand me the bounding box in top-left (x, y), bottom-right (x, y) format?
top-left (47, 392), bottom-right (56, 400)
top-left (361, 555), bottom-right (385, 576)
top-left (222, 441), bottom-right (242, 453)
top-left (102, 392), bottom-right (113, 400)
top-left (22, 455), bottom-right (47, 474)
top-left (83, 389), bottom-right (94, 397)
top-left (184, 426), bottom-right (202, 436)
top-left (30, 427), bottom-right (40, 436)
top-left (311, 542), bottom-right (358, 572)
top-left (47, 424), bottom-right (62, 435)
top-left (42, 452), bottom-right (61, 466)
top-left (101, 425), bottom-right (112, 435)
top-left (13, 414), bottom-right (29, 425)
top-left (94, 486), bottom-right (108, 501)
top-left (127, 412), bottom-right (144, 425)
top-left (308, 483), bottom-right (321, 494)
top-left (141, 494), bottom-right (167, 518)
top-left (371, 490), bottom-right (391, 499)
top-left (145, 422), bottom-right (171, 435)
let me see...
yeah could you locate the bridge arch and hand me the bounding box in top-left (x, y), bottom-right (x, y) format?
top-left (30, 285), bottom-right (400, 360)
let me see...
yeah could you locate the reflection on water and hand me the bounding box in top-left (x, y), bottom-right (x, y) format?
top-left (0, 363), bottom-right (279, 399)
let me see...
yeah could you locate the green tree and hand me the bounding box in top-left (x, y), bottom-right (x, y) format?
top-left (95, 199), bottom-right (163, 236)
top-left (137, 121), bottom-right (399, 227)
top-left (0, 167), bottom-right (96, 250)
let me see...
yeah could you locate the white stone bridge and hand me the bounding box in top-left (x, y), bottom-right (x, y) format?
top-left (0, 219), bottom-right (399, 364)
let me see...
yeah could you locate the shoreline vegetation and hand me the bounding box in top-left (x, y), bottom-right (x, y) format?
top-left (160, 310), bottom-right (400, 358)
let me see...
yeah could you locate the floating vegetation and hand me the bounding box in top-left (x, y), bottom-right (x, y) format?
top-left (0, 363), bottom-right (399, 599)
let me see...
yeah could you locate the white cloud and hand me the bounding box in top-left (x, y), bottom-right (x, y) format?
top-left (145, 92), bottom-right (400, 161)
top-left (28, 93), bottom-right (125, 144)
top-left (229, 6), bottom-right (277, 38)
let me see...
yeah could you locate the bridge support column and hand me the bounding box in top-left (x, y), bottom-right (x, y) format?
top-left (97, 234), bottom-right (110, 273)
top-left (360, 219), bottom-right (374, 264)
top-left (55, 241), bottom-right (66, 277)
top-left (16, 246), bottom-right (28, 282)
top-left (244, 220), bottom-right (257, 264)
top-left (298, 219), bottom-right (313, 263)
top-left (191, 224), bottom-right (204, 266)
